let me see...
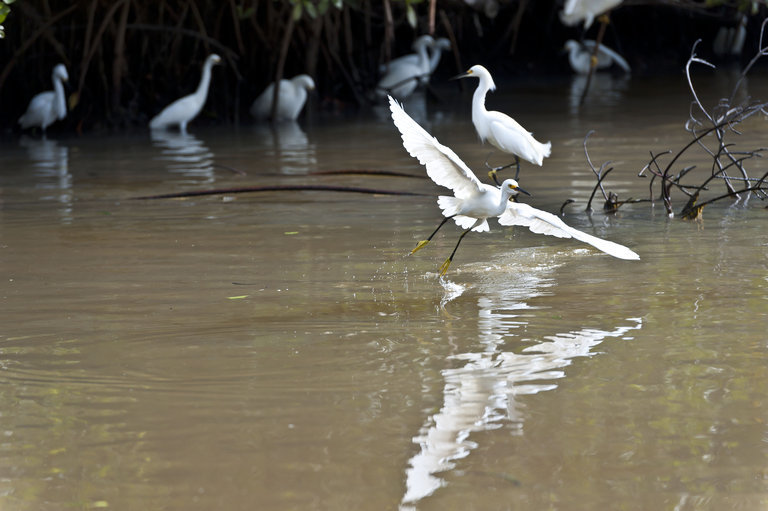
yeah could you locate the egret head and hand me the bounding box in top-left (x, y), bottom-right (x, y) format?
top-left (502, 178), bottom-right (531, 198)
top-left (451, 64), bottom-right (495, 91)
top-left (434, 38), bottom-right (452, 50)
top-left (412, 35), bottom-right (435, 50)
top-left (293, 75), bottom-right (316, 91)
top-left (563, 40), bottom-right (580, 53)
top-left (53, 64), bottom-right (69, 82)
top-left (208, 54), bottom-right (222, 66)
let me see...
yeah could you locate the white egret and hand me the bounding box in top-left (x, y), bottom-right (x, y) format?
top-left (18, 64), bottom-right (69, 133)
top-left (250, 74), bottom-right (315, 121)
top-left (453, 64), bottom-right (551, 182)
top-left (388, 95), bottom-right (639, 275)
top-left (149, 54), bottom-right (221, 133)
top-left (559, 0), bottom-right (622, 29)
top-left (376, 35), bottom-right (434, 100)
top-left (564, 39), bottom-right (630, 75)
top-left (381, 37), bottom-right (450, 76)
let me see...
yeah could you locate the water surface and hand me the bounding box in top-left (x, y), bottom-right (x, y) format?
top-left (1, 73), bottom-right (767, 510)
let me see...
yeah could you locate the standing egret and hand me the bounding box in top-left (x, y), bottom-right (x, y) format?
top-left (564, 39), bottom-right (630, 74)
top-left (18, 64), bottom-right (69, 133)
top-left (559, 0), bottom-right (622, 29)
top-left (388, 95), bottom-right (639, 276)
top-left (376, 35), bottom-right (434, 100)
top-left (381, 37), bottom-right (451, 76)
top-left (149, 54), bottom-right (221, 133)
top-left (453, 64), bottom-right (551, 182)
top-left (250, 74), bottom-right (315, 121)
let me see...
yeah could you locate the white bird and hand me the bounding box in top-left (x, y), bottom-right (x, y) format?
top-left (564, 39), bottom-right (630, 75)
top-left (149, 54), bottom-right (221, 133)
top-left (454, 64), bottom-right (551, 181)
top-left (381, 37), bottom-right (451, 76)
top-left (559, 0), bottom-right (622, 29)
top-left (250, 74), bottom-right (316, 121)
top-left (18, 64), bottom-right (69, 133)
top-left (376, 35), bottom-right (434, 100)
top-left (388, 95), bottom-right (639, 275)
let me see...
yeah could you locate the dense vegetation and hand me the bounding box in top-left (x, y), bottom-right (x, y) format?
top-left (0, 0), bottom-right (765, 133)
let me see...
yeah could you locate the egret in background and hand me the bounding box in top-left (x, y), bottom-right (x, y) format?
top-left (564, 39), bottom-right (630, 74)
top-left (559, 0), bottom-right (622, 29)
top-left (376, 35), bottom-right (434, 100)
top-left (381, 37), bottom-right (451, 76)
top-left (250, 74), bottom-right (315, 121)
top-left (18, 64), bottom-right (69, 134)
top-left (453, 64), bottom-right (551, 182)
top-left (388, 96), bottom-right (639, 276)
top-left (149, 54), bottom-right (221, 133)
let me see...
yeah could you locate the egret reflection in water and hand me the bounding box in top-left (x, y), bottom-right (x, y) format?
top-left (400, 249), bottom-right (643, 508)
top-left (150, 129), bottom-right (215, 184)
top-left (569, 73), bottom-right (630, 115)
top-left (252, 121), bottom-right (316, 175)
top-left (19, 136), bottom-right (72, 221)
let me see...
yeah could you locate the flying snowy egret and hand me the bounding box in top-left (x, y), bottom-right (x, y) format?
top-left (18, 64), bottom-right (69, 133)
top-left (149, 54), bottom-right (221, 133)
top-left (559, 0), bottom-right (622, 29)
top-left (376, 35), bottom-right (434, 100)
top-left (388, 95), bottom-right (639, 275)
top-left (250, 74), bottom-right (315, 121)
top-left (453, 64), bottom-right (551, 182)
top-left (564, 39), bottom-right (630, 74)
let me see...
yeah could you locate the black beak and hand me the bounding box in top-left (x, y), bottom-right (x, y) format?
top-left (516, 186), bottom-right (532, 197)
top-left (450, 71), bottom-right (471, 81)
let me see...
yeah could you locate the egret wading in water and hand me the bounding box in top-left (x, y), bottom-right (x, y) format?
top-left (453, 65), bottom-right (551, 183)
top-left (250, 74), bottom-right (315, 121)
top-left (18, 64), bottom-right (69, 134)
top-left (149, 54), bottom-right (221, 133)
top-left (388, 95), bottom-right (639, 276)
top-left (376, 35), bottom-right (434, 100)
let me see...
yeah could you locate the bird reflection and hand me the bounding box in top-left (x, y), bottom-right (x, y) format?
top-left (252, 121), bottom-right (316, 175)
top-left (400, 249), bottom-right (643, 508)
top-left (568, 73), bottom-right (630, 115)
top-left (150, 129), bottom-right (215, 184)
top-left (19, 136), bottom-right (72, 222)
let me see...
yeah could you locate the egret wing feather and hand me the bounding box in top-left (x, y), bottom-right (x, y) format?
top-left (389, 96), bottom-right (484, 199)
top-left (499, 202), bottom-right (640, 260)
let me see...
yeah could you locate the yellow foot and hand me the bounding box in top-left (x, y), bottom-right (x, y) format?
top-left (439, 257), bottom-right (452, 276)
top-left (410, 240), bottom-right (430, 254)
top-left (487, 169), bottom-right (498, 181)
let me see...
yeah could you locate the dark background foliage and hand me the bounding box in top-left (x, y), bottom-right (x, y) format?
top-left (0, 0), bottom-right (764, 134)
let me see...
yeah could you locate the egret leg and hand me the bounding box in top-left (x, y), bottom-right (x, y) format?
top-left (439, 227), bottom-right (472, 276)
top-left (411, 216), bottom-right (454, 254)
top-left (486, 156), bottom-right (520, 184)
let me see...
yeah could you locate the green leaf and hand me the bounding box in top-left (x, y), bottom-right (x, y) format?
top-left (292, 1), bottom-right (303, 20)
top-left (318, 0), bottom-right (329, 15)
top-left (304, 0), bottom-right (317, 18)
top-left (406, 4), bottom-right (417, 28)
top-left (332, 0), bottom-right (343, 8)
top-left (0, 5), bottom-right (9, 24)
top-left (3, 0), bottom-right (17, 5)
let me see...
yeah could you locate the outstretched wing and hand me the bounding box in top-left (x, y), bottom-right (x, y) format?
top-left (389, 96), bottom-right (483, 199)
top-left (498, 202), bottom-right (640, 260)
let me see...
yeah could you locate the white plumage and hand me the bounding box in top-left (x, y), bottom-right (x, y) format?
top-left (18, 64), bottom-right (69, 133)
top-left (564, 39), bottom-right (631, 74)
top-left (455, 64), bottom-right (551, 167)
top-left (376, 35), bottom-right (434, 100)
top-left (381, 37), bottom-right (451, 76)
top-left (559, 0), bottom-right (623, 29)
top-left (250, 74), bottom-right (315, 121)
top-left (149, 54), bottom-right (221, 133)
top-left (388, 95), bottom-right (639, 274)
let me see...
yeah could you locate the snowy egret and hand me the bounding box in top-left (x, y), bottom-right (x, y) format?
top-left (564, 39), bottom-right (630, 74)
top-left (381, 37), bottom-right (450, 76)
top-left (149, 54), bottom-right (221, 133)
top-left (453, 64), bottom-right (551, 182)
top-left (250, 74), bottom-right (315, 121)
top-left (388, 95), bottom-right (639, 275)
top-left (559, 0), bottom-right (622, 29)
top-left (18, 64), bottom-right (69, 133)
top-left (376, 35), bottom-right (434, 100)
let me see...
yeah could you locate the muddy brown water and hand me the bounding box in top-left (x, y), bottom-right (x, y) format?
top-left (1, 73), bottom-right (767, 510)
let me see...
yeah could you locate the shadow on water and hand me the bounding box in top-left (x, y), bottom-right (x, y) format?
top-left (400, 248), bottom-right (643, 507)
